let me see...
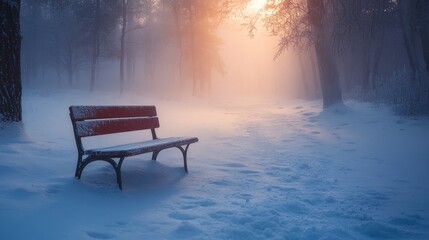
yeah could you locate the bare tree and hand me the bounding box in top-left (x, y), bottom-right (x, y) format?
top-left (333, 0), bottom-right (395, 90)
top-left (398, 0), bottom-right (421, 74)
top-left (257, 0), bottom-right (342, 107)
top-left (417, 0), bottom-right (429, 73)
top-left (0, 0), bottom-right (22, 122)
top-left (120, 0), bottom-right (127, 93)
top-left (179, 0), bottom-right (225, 96)
top-left (90, 0), bottom-right (101, 92)
top-left (307, 0), bottom-right (342, 107)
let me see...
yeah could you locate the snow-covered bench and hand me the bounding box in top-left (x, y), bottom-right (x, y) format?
top-left (69, 105), bottom-right (198, 190)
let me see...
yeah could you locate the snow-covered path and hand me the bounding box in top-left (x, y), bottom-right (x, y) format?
top-left (0, 91), bottom-right (428, 239)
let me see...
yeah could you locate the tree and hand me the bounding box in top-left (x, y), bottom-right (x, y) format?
top-left (417, 0), bottom-right (429, 73)
top-left (0, 0), bottom-right (22, 122)
top-left (333, 0), bottom-right (395, 90)
top-left (120, 0), bottom-right (127, 93)
top-left (73, 0), bottom-right (120, 91)
top-left (178, 0), bottom-right (225, 96)
top-left (90, 0), bottom-right (101, 92)
top-left (307, 0), bottom-right (342, 107)
top-left (398, 0), bottom-right (421, 74)
top-left (395, 0), bottom-right (429, 75)
top-left (255, 0), bottom-right (342, 107)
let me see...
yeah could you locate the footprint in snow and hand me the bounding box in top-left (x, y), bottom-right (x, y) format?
top-left (0, 165), bottom-right (14, 175)
top-left (211, 179), bottom-right (232, 186)
top-left (281, 201), bottom-right (309, 214)
top-left (355, 222), bottom-right (404, 239)
top-left (46, 184), bottom-right (61, 194)
top-left (209, 210), bottom-right (234, 219)
top-left (342, 148), bottom-right (356, 152)
top-left (116, 221), bottom-right (127, 226)
top-left (173, 221), bottom-right (202, 238)
top-left (223, 163), bottom-right (246, 168)
top-left (169, 212), bottom-right (198, 221)
top-left (365, 120), bottom-right (379, 124)
top-left (8, 188), bottom-right (37, 199)
top-left (86, 231), bottom-right (114, 239)
top-left (180, 195), bottom-right (198, 200)
top-left (389, 215), bottom-right (425, 227)
top-left (195, 200), bottom-right (216, 207)
top-left (0, 148), bottom-right (18, 154)
top-left (303, 144), bottom-right (317, 148)
top-left (239, 170), bottom-right (259, 174)
top-left (299, 164), bottom-right (311, 170)
top-left (282, 175), bottom-right (301, 183)
top-left (301, 112), bottom-right (315, 117)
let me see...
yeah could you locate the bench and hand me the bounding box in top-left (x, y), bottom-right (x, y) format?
top-left (69, 105), bottom-right (198, 190)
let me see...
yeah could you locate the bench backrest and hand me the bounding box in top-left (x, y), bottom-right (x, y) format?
top-left (69, 106), bottom-right (159, 138)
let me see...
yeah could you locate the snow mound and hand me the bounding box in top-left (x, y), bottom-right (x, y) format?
top-left (0, 121), bottom-right (30, 145)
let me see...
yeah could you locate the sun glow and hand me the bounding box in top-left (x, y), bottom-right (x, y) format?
top-left (247, 0), bottom-right (267, 13)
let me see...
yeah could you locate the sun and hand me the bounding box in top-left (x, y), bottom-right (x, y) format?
top-left (246, 0), bottom-right (267, 13)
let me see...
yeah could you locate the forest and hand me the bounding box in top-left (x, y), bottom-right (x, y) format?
top-left (2, 0), bottom-right (429, 124)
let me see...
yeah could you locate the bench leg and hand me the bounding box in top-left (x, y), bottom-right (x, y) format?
top-left (77, 156), bottom-right (125, 190)
top-left (151, 151), bottom-right (160, 161)
top-left (116, 157), bottom-right (125, 191)
top-left (77, 156), bottom-right (116, 179)
top-left (177, 144), bottom-right (191, 173)
top-left (74, 154), bottom-right (83, 177)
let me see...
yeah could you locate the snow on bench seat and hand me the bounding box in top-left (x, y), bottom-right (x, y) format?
top-left (85, 137), bottom-right (199, 157)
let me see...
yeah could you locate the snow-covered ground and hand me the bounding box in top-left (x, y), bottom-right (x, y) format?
top-left (1, 90), bottom-right (428, 239)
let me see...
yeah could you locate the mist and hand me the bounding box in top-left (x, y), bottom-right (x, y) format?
top-left (17, 0), bottom-right (429, 114)
top-left (1, 0), bottom-right (429, 239)
top-left (19, 0), bottom-right (313, 103)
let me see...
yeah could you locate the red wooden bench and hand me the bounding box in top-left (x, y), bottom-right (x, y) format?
top-left (69, 105), bottom-right (198, 190)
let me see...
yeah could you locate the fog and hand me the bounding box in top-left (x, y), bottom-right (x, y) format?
top-left (20, 1), bottom-right (311, 104)
top-left (2, 1), bottom-right (429, 238)
top-left (19, 0), bottom-right (429, 115)
top-left (22, 25), bottom-right (303, 102)
top-left (216, 23), bottom-right (303, 100)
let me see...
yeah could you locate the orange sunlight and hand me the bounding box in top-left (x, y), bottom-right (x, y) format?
top-left (247, 0), bottom-right (267, 13)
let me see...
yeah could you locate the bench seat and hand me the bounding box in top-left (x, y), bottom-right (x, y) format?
top-left (85, 137), bottom-right (198, 157)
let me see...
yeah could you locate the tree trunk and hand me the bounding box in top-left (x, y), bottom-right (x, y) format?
top-left (309, 47), bottom-right (321, 98)
top-left (120, 0), bottom-right (127, 94)
top-left (0, 0), bottom-right (22, 122)
top-left (189, 5), bottom-right (198, 96)
top-left (399, 0), bottom-right (421, 74)
top-left (370, 30), bottom-right (385, 89)
top-left (307, 0), bottom-right (342, 108)
top-left (420, 26), bottom-right (429, 73)
top-left (173, 1), bottom-right (184, 85)
top-left (361, 44), bottom-right (371, 90)
top-left (298, 53), bottom-right (310, 98)
top-left (68, 67), bottom-right (73, 88)
top-left (126, 0), bottom-right (135, 84)
top-left (418, 0), bottom-right (429, 73)
top-left (90, 0), bottom-right (101, 92)
top-left (67, 46), bottom-right (74, 87)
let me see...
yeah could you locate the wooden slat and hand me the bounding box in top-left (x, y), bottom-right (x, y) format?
top-left (70, 106), bottom-right (157, 121)
top-left (75, 117), bottom-right (160, 137)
